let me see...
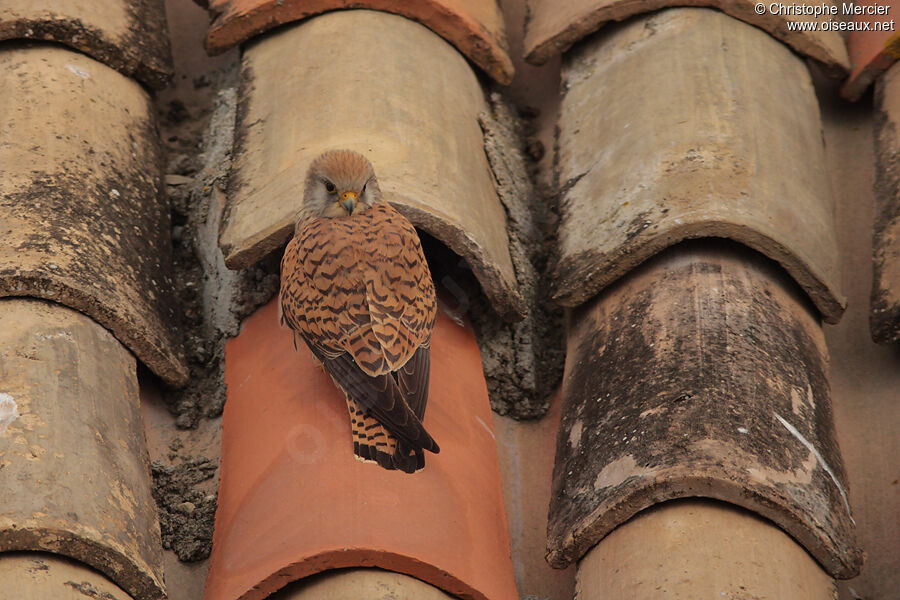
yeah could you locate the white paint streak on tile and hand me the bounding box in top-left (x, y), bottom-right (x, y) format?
top-left (475, 415), bottom-right (495, 440)
top-left (65, 64), bottom-right (91, 78)
top-left (774, 412), bottom-right (854, 524)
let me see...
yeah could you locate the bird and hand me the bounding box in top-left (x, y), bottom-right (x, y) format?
top-left (279, 149), bottom-right (439, 473)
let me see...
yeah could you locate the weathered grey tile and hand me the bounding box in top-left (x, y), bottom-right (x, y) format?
top-left (548, 242), bottom-right (861, 579)
top-left (0, 0), bottom-right (172, 88)
top-left (0, 45), bottom-right (188, 387)
top-left (871, 62), bottom-right (900, 343)
top-left (524, 0), bottom-right (849, 73)
top-left (552, 8), bottom-right (844, 323)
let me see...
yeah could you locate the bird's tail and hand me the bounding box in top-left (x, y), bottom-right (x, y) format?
top-left (347, 404), bottom-right (432, 473)
top-left (349, 421), bottom-right (426, 474)
top-left (392, 440), bottom-right (425, 473)
top-left (348, 401), bottom-right (396, 470)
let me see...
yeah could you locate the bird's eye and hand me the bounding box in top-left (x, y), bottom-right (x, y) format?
top-left (324, 181), bottom-right (336, 193)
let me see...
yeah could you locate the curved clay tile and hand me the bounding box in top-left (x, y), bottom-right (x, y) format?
top-left (203, 299), bottom-right (518, 600)
top-left (0, 300), bottom-right (166, 600)
top-left (0, 0), bottom-right (172, 88)
top-left (202, 0), bottom-right (513, 84)
top-left (524, 0), bottom-right (849, 73)
top-left (219, 10), bottom-right (526, 322)
top-left (552, 8), bottom-right (845, 323)
top-left (576, 501), bottom-right (838, 600)
top-left (548, 242), bottom-right (861, 579)
top-left (872, 63), bottom-right (900, 343)
top-left (0, 45), bottom-right (188, 387)
top-left (841, 0), bottom-right (900, 100)
top-left (0, 552), bottom-right (135, 600)
top-left (268, 568), bottom-right (454, 599)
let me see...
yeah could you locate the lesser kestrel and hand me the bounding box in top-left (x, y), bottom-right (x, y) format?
top-left (280, 150), bottom-right (439, 473)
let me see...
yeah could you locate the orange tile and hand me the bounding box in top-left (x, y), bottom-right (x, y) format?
top-left (842, 0), bottom-right (900, 100)
top-left (203, 0), bottom-right (514, 84)
top-left (204, 298), bottom-right (518, 600)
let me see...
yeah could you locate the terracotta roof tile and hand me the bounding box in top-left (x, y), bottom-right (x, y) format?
top-left (0, 45), bottom-right (189, 387)
top-left (548, 242), bottom-right (861, 579)
top-left (220, 10), bottom-right (526, 321)
top-left (204, 298), bottom-right (518, 600)
top-left (0, 0), bottom-right (173, 88)
top-left (0, 300), bottom-right (166, 600)
top-left (524, 0), bottom-right (850, 72)
top-left (551, 8), bottom-right (845, 323)
top-left (841, 0), bottom-right (900, 100)
top-left (202, 0), bottom-right (514, 84)
top-left (871, 62), bottom-right (900, 343)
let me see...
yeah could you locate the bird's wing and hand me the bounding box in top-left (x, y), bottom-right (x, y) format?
top-left (281, 217), bottom-right (376, 364)
top-left (306, 340), bottom-right (439, 454)
top-left (280, 209), bottom-right (438, 454)
top-left (397, 345), bottom-right (431, 421)
top-left (361, 203), bottom-right (437, 373)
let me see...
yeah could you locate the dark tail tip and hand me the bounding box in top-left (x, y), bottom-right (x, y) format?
top-left (393, 441), bottom-right (426, 473)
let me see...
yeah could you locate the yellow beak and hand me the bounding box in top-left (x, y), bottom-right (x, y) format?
top-left (340, 191), bottom-right (358, 214)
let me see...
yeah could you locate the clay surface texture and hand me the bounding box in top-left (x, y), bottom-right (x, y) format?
top-left (221, 10), bottom-right (525, 321)
top-left (0, 300), bottom-right (165, 600)
top-left (0, 45), bottom-right (188, 386)
top-left (552, 9), bottom-right (844, 323)
top-left (548, 243), bottom-right (861, 579)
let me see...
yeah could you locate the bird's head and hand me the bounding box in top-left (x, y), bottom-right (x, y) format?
top-left (301, 149), bottom-right (382, 221)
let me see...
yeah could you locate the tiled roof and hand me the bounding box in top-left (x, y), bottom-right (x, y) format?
top-left (2, 0), bottom-right (900, 598)
top-left (0, 300), bottom-right (165, 600)
top-left (2, 552), bottom-right (136, 599)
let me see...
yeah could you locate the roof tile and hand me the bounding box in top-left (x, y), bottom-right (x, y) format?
top-left (0, 552), bottom-right (135, 600)
top-left (268, 568), bottom-right (454, 599)
top-left (552, 8), bottom-right (845, 323)
top-left (577, 501), bottom-right (837, 599)
top-left (548, 242), bottom-right (861, 579)
top-left (0, 300), bottom-right (166, 600)
top-left (203, 0), bottom-right (513, 84)
top-left (220, 10), bottom-right (526, 321)
top-left (871, 62), bottom-right (900, 342)
top-left (0, 0), bottom-right (173, 88)
top-left (524, 0), bottom-right (849, 72)
top-left (841, 0), bottom-right (900, 100)
top-left (0, 45), bottom-right (189, 387)
top-left (204, 298), bottom-right (518, 600)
